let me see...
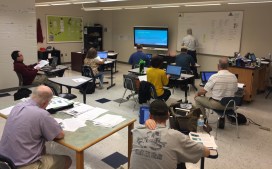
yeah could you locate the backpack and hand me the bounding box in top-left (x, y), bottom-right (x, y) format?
top-left (14, 88), bottom-right (32, 101)
top-left (227, 113), bottom-right (247, 125)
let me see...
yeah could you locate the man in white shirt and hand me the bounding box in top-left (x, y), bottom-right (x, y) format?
top-left (182, 28), bottom-right (199, 78)
top-left (194, 58), bottom-right (238, 119)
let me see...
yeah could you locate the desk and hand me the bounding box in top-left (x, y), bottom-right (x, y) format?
top-left (0, 98), bottom-right (136, 169)
top-left (48, 76), bottom-right (92, 104)
top-left (128, 67), bottom-right (147, 75)
top-left (229, 64), bottom-right (269, 102)
top-left (176, 74), bottom-right (194, 103)
top-left (40, 65), bottom-right (68, 77)
top-left (104, 59), bottom-right (116, 89)
top-left (71, 52), bottom-right (118, 73)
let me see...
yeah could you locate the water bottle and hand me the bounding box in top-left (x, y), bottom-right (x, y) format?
top-left (197, 115), bottom-right (204, 133)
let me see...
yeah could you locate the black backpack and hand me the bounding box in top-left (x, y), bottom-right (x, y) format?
top-left (14, 88), bottom-right (32, 100)
top-left (227, 113), bottom-right (247, 125)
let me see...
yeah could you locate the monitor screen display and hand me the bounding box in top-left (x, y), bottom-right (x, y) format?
top-left (97, 51), bottom-right (108, 59)
top-left (250, 53), bottom-right (256, 62)
top-left (166, 65), bottom-right (182, 76)
top-left (134, 27), bottom-right (168, 49)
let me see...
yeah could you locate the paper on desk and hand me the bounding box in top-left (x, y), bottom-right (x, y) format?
top-left (180, 74), bottom-right (194, 78)
top-left (62, 118), bottom-right (86, 132)
top-left (189, 132), bottom-right (217, 149)
top-left (138, 75), bottom-right (147, 81)
top-left (64, 104), bottom-right (94, 116)
top-left (76, 108), bottom-right (106, 122)
top-left (0, 106), bottom-right (14, 116)
top-left (34, 60), bottom-right (49, 69)
top-left (238, 83), bottom-right (245, 88)
top-left (72, 78), bottom-right (87, 83)
top-left (261, 61), bottom-right (269, 64)
top-left (46, 97), bottom-right (73, 110)
top-left (92, 114), bottom-right (126, 128)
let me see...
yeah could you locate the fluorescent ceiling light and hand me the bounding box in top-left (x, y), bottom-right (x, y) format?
top-left (151, 5), bottom-right (180, 8)
top-left (82, 8), bottom-right (101, 11)
top-left (125, 6), bottom-right (148, 9)
top-left (99, 0), bottom-right (127, 2)
top-left (35, 4), bottom-right (51, 7)
top-left (51, 3), bottom-right (71, 5)
top-left (228, 1), bottom-right (272, 4)
top-left (185, 3), bottom-right (221, 7)
top-left (102, 8), bottom-right (122, 10)
top-left (73, 1), bottom-right (97, 4)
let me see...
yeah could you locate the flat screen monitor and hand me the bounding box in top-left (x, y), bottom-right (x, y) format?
top-left (250, 53), bottom-right (256, 62)
top-left (166, 65), bottom-right (182, 76)
top-left (97, 51), bottom-right (108, 59)
top-left (146, 53), bottom-right (152, 60)
top-left (134, 27), bottom-right (168, 49)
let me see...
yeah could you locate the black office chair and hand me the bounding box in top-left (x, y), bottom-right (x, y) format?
top-left (211, 97), bottom-right (240, 139)
top-left (0, 154), bottom-right (16, 169)
top-left (119, 74), bottom-right (138, 107)
top-left (81, 66), bottom-right (97, 94)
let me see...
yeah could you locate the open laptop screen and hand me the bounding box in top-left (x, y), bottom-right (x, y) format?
top-left (146, 53), bottom-right (152, 60)
top-left (97, 51), bottom-right (108, 59)
top-left (166, 65), bottom-right (182, 76)
top-left (201, 71), bottom-right (217, 83)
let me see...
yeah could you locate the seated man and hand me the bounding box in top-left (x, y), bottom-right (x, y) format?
top-left (175, 46), bottom-right (195, 73)
top-left (194, 57), bottom-right (238, 120)
top-left (147, 56), bottom-right (171, 101)
top-left (0, 85), bottom-right (72, 169)
top-left (11, 50), bottom-right (59, 92)
top-left (130, 100), bottom-right (210, 169)
top-left (128, 44), bottom-right (150, 68)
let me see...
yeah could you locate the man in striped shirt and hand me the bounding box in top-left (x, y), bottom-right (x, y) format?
top-left (194, 58), bottom-right (238, 119)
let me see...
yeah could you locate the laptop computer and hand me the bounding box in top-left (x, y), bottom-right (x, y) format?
top-left (146, 53), bottom-right (152, 60)
top-left (97, 51), bottom-right (108, 59)
top-left (166, 65), bottom-right (182, 79)
top-left (200, 71), bottom-right (217, 86)
top-left (41, 57), bottom-right (58, 71)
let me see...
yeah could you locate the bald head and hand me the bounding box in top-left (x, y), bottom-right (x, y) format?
top-left (218, 57), bottom-right (229, 70)
top-left (31, 85), bottom-right (53, 108)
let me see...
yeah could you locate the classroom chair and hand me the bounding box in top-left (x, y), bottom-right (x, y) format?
top-left (0, 154), bottom-right (16, 169)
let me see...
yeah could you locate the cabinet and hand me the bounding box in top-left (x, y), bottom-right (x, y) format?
top-left (229, 65), bottom-right (268, 102)
top-left (71, 52), bottom-right (85, 72)
top-left (38, 50), bottom-right (61, 65)
top-left (84, 26), bottom-right (103, 52)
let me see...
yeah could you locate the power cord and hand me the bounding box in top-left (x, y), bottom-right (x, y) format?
top-left (247, 117), bottom-right (271, 131)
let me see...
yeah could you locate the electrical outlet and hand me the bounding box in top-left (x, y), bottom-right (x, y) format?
top-left (60, 53), bottom-right (63, 57)
top-left (65, 53), bottom-right (67, 56)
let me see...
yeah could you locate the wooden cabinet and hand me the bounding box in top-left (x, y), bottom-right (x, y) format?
top-left (229, 65), bottom-right (268, 102)
top-left (71, 52), bottom-right (85, 72)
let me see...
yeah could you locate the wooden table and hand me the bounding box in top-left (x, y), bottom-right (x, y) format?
top-left (0, 99), bottom-right (136, 169)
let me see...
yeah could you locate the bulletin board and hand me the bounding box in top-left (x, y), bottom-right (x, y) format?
top-left (46, 15), bottom-right (83, 43)
top-left (177, 11), bottom-right (243, 56)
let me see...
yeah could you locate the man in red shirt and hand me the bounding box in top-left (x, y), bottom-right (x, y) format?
top-left (11, 50), bottom-right (59, 93)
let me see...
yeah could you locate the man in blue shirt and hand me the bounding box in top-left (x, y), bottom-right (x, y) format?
top-left (128, 44), bottom-right (150, 68)
top-left (175, 46), bottom-right (196, 72)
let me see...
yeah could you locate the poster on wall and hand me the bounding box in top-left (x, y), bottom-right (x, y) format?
top-left (46, 15), bottom-right (83, 43)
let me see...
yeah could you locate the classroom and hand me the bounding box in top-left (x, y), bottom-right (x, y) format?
top-left (0, 0), bottom-right (272, 169)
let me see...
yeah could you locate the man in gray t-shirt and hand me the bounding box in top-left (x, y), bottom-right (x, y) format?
top-left (130, 100), bottom-right (210, 169)
top-left (0, 85), bottom-right (72, 169)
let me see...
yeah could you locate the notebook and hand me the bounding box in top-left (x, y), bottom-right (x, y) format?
top-left (200, 71), bottom-right (217, 86)
top-left (166, 65), bottom-right (182, 79)
top-left (97, 51), bottom-right (108, 59)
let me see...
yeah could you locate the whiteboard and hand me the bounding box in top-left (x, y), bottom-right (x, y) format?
top-left (0, 0), bottom-right (36, 89)
top-left (177, 11), bottom-right (243, 56)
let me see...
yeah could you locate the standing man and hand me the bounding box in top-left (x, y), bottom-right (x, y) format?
top-left (182, 28), bottom-right (199, 78)
top-left (194, 58), bottom-right (238, 121)
top-left (130, 100), bottom-right (210, 169)
top-left (0, 85), bottom-right (72, 169)
top-left (129, 44), bottom-right (150, 68)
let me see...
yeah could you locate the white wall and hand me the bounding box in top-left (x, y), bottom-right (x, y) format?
top-left (0, 0), bottom-right (36, 90)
